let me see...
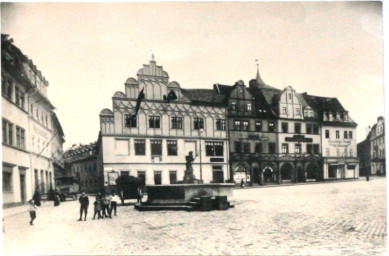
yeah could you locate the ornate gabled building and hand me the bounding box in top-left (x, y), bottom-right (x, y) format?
top-left (99, 58), bottom-right (229, 188)
top-left (302, 94), bottom-right (359, 179)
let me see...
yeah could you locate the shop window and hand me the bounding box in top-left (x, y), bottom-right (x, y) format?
top-left (169, 171), bottom-right (177, 184)
top-left (137, 171), bottom-right (146, 185)
top-left (154, 171), bottom-right (162, 185)
top-left (206, 141), bottom-right (223, 156)
top-left (167, 140), bottom-right (177, 156)
top-left (134, 139), bottom-right (146, 155)
top-left (329, 166), bottom-right (337, 178)
top-left (212, 166), bottom-right (224, 183)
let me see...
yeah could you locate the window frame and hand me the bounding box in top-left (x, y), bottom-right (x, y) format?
top-left (149, 116), bottom-right (161, 129)
top-left (193, 117), bottom-right (204, 130)
top-left (134, 139), bottom-right (146, 155)
top-left (150, 139), bottom-right (162, 156)
top-left (171, 117), bottom-right (183, 129)
top-left (167, 140), bottom-right (178, 156)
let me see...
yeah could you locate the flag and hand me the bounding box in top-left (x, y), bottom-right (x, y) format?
top-left (166, 90), bottom-right (177, 102)
top-left (126, 88), bottom-right (145, 126)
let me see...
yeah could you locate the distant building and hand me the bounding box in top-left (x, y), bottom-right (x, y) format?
top-left (2, 34), bottom-right (65, 207)
top-left (98, 58), bottom-right (229, 189)
top-left (63, 142), bottom-right (100, 192)
top-left (357, 133), bottom-right (371, 176)
top-left (370, 116), bottom-right (385, 175)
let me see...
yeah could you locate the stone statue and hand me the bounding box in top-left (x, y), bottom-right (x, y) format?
top-left (183, 151), bottom-right (197, 183)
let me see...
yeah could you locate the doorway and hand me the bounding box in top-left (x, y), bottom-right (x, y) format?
top-left (20, 174), bottom-right (26, 203)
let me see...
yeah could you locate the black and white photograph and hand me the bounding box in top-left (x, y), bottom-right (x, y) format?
top-left (1, 1), bottom-right (386, 255)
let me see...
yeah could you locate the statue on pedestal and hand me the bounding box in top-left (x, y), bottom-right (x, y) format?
top-left (183, 151), bottom-right (197, 184)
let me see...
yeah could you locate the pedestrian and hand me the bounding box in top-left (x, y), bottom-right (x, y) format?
top-left (54, 192), bottom-right (60, 206)
top-left (28, 199), bottom-right (37, 225)
top-left (106, 193), bottom-right (113, 218)
top-left (33, 190), bottom-right (41, 206)
top-left (101, 194), bottom-right (108, 218)
top-left (110, 191), bottom-right (119, 217)
top-left (92, 196), bottom-right (102, 220)
top-left (240, 179), bottom-right (244, 188)
top-left (78, 191), bottom-right (89, 221)
top-left (136, 186), bottom-right (143, 204)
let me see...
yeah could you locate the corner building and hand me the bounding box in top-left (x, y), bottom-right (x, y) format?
top-left (99, 58), bottom-right (229, 188)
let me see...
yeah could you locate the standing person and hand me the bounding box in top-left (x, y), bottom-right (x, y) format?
top-left (240, 179), bottom-right (244, 188)
top-left (33, 190), bottom-right (41, 207)
top-left (28, 200), bottom-right (37, 225)
top-left (78, 191), bottom-right (89, 221)
top-left (106, 193), bottom-right (112, 218)
top-left (101, 194), bottom-right (108, 218)
top-left (92, 196), bottom-right (102, 220)
top-left (110, 191), bottom-right (119, 217)
top-left (136, 185), bottom-right (143, 204)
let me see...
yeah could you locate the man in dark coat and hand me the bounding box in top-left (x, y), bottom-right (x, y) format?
top-left (33, 190), bottom-right (41, 206)
top-left (78, 192), bottom-right (89, 221)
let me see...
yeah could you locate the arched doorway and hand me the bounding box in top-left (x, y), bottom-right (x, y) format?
top-left (263, 167), bottom-right (274, 183)
top-left (281, 163), bottom-right (293, 181)
top-left (306, 163), bottom-right (319, 180)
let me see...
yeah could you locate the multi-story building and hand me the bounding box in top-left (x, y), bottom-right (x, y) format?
top-left (2, 34), bottom-right (65, 206)
top-left (63, 142), bottom-right (100, 192)
top-left (357, 132), bottom-right (371, 176)
top-left (98, 57), bottom-right (229, 189)
top-left (303, 94), bottom-right (359, 179)
top-left (370, 116), bottom-right (385, 175)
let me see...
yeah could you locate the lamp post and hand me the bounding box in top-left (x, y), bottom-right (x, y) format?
top-left (199, 128), bottom-right (204, 183)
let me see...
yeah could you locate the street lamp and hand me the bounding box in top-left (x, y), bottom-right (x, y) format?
top-left (199, 128), bottom-right (205, 183)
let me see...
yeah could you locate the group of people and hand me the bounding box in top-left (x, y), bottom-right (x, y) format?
top-left (78, 191), bottom-right (120, 221)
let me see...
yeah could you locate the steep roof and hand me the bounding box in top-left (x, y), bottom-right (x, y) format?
top-left (180, 88), bottom-right (226, 106)
top-left (302, 93), bottom-right (346, 113)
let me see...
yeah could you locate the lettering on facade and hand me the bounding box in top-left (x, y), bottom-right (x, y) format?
top-left (33, 125), bottom-right (48, 139)
top-left (328, 140), bottom-right (351, 147)
top-left (285, 135), bottom-right (312, 143)
top-left (240, 135), bottom-right (269, 141)
top-left (210, 158), bottom-right (224, 162)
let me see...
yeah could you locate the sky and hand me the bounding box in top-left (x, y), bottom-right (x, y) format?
top-left (1, 2), bottom-right (384, 149)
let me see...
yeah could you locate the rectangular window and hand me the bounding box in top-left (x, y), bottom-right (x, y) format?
top-left (206, 141), bottom-right (223, 156)
top-left (296, 108), bottom-right (301, 116)
top-left (2, 166), bottom-right (12, 192)
top-left (282, 143), bottom-right (288, 154)
top-left (151, 140), bottom-right (162, 156)
top-left (125, 114), bottom-right (137, 128)
top-left (234, 120), bottom-right (241, 131)
top-left (268, 122), bottom-right (275, 132)
top-left (149, 116), bottom-right (160, 128)
top-left (6, 79), bottom-right (13, 99)
top-left (171, 117), bottom-right (182, 129)
top-left (137, 171), bottom-right (146, 185)
top-left (246, 104), bottom-right (252, 111)
top-left (255, 143), bottom-right (262, 153)
top-left (343, 131), bottom-right (348, 139)
top-left (169, 171), bottom-right (177, 184)
top-left (2, 119), bottom-right (7, 144)
top-left (193, 118), bottom-right (204, 130)
top-left (295, 144), bottom-right (301, 154)
top-left (325, 130), bottom-right (330, 138)
top-left (212, 166), bottom-right (224, 183)
top-left (15, 86), bottom-right (20, 106)
top-left (336, 130), bottom-right (340, 139)
top-left (255, 121), bottom-right (262, 131)
top-left (282, 107), bottom-right (287, 115)
top-left (281, 122), bottom-right (288, 133)
top-left (243, 142), bottom-right (250, 153)
top-left (235, 142), bottom-right (242, 153)
top-left (242, 121), bottom-right (249, 131)
top-left (294, 123), bottom-right (301, 134)
top-left (349, 131), bottom-right (353, 139)
top-left (121, 171), bottom-right (130, 176)
top-left (154, 171), bottom-right (162, 185)
top-left (269, 143), bottom-right (276, 154)
top-left (216, 119), bottom-right (226, 131)
top-left (307, 144), bottom-right (313, 154)
top-left (167, 140), bottom-right (177, 156)
top-left (313, 124), bottom-right (319, 134)
top-left (115, 139), bottom-right (129, 155)
top-left (313, 144), bottom-right (320, 154)
top-left (231, 102), bottom-right (236, 110)
top-left (134, 139), bottom-right (146, 155)
top-left (306, 124), bottom-right (312, 134)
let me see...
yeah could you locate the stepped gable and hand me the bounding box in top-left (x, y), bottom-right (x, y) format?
top-left (180, 88), bottom-right (226, 106)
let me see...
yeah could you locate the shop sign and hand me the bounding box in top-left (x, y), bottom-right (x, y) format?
top-left (285, 135), bottom-right (312, 143)
top-left (107, 171), bottom-right (119, 185)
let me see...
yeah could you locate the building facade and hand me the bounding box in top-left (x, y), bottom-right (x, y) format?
top-left (63, 142), bottom-right (100, 192)
top-left (370, 116), bottom-right (385, 175)
top-left (2, 34), bottom-right (65, 206)
top-left (99, 58), bottom-right (229, 188)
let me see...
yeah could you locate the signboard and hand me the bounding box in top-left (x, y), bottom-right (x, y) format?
top-left (210, 158), bottom-right (224, 162)
top-left (285, 135), bottom-right (312, 143)
top-left (107, 171), bottom-right (119, 186)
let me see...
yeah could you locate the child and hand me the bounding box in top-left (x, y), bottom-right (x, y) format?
top-left (93, 196), bottom-right (102, 220)
top-left (29, 199), bottom-right (37, 225)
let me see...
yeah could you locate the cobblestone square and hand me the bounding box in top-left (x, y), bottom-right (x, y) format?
top-left (3, 178), bottom-right (387, 255)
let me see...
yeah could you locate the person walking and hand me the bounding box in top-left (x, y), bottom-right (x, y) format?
top-left (110, 191), bottom-right (119, 217)
top-left (92, 196), bottom-right (102, 220)
top-left (33, 190), bottom-right (41, 207)
top-left (28, 199), bottom-right (37, 225)
top-left (78, 191), bottom-right (89, 221)
top-left (105, 193), bottom-right (112, 218)
top-left (136, 185), bottom-right (143, 204)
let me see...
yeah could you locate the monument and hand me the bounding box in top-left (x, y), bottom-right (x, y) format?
top-left (183, 151), bottom-right (200, 184)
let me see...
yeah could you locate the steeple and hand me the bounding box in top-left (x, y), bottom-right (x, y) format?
top-left (255, 60), bottom-right (265, 85)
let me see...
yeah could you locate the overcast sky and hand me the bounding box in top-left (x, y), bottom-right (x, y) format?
top-left (1, 2), bottom-right (384, 148)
